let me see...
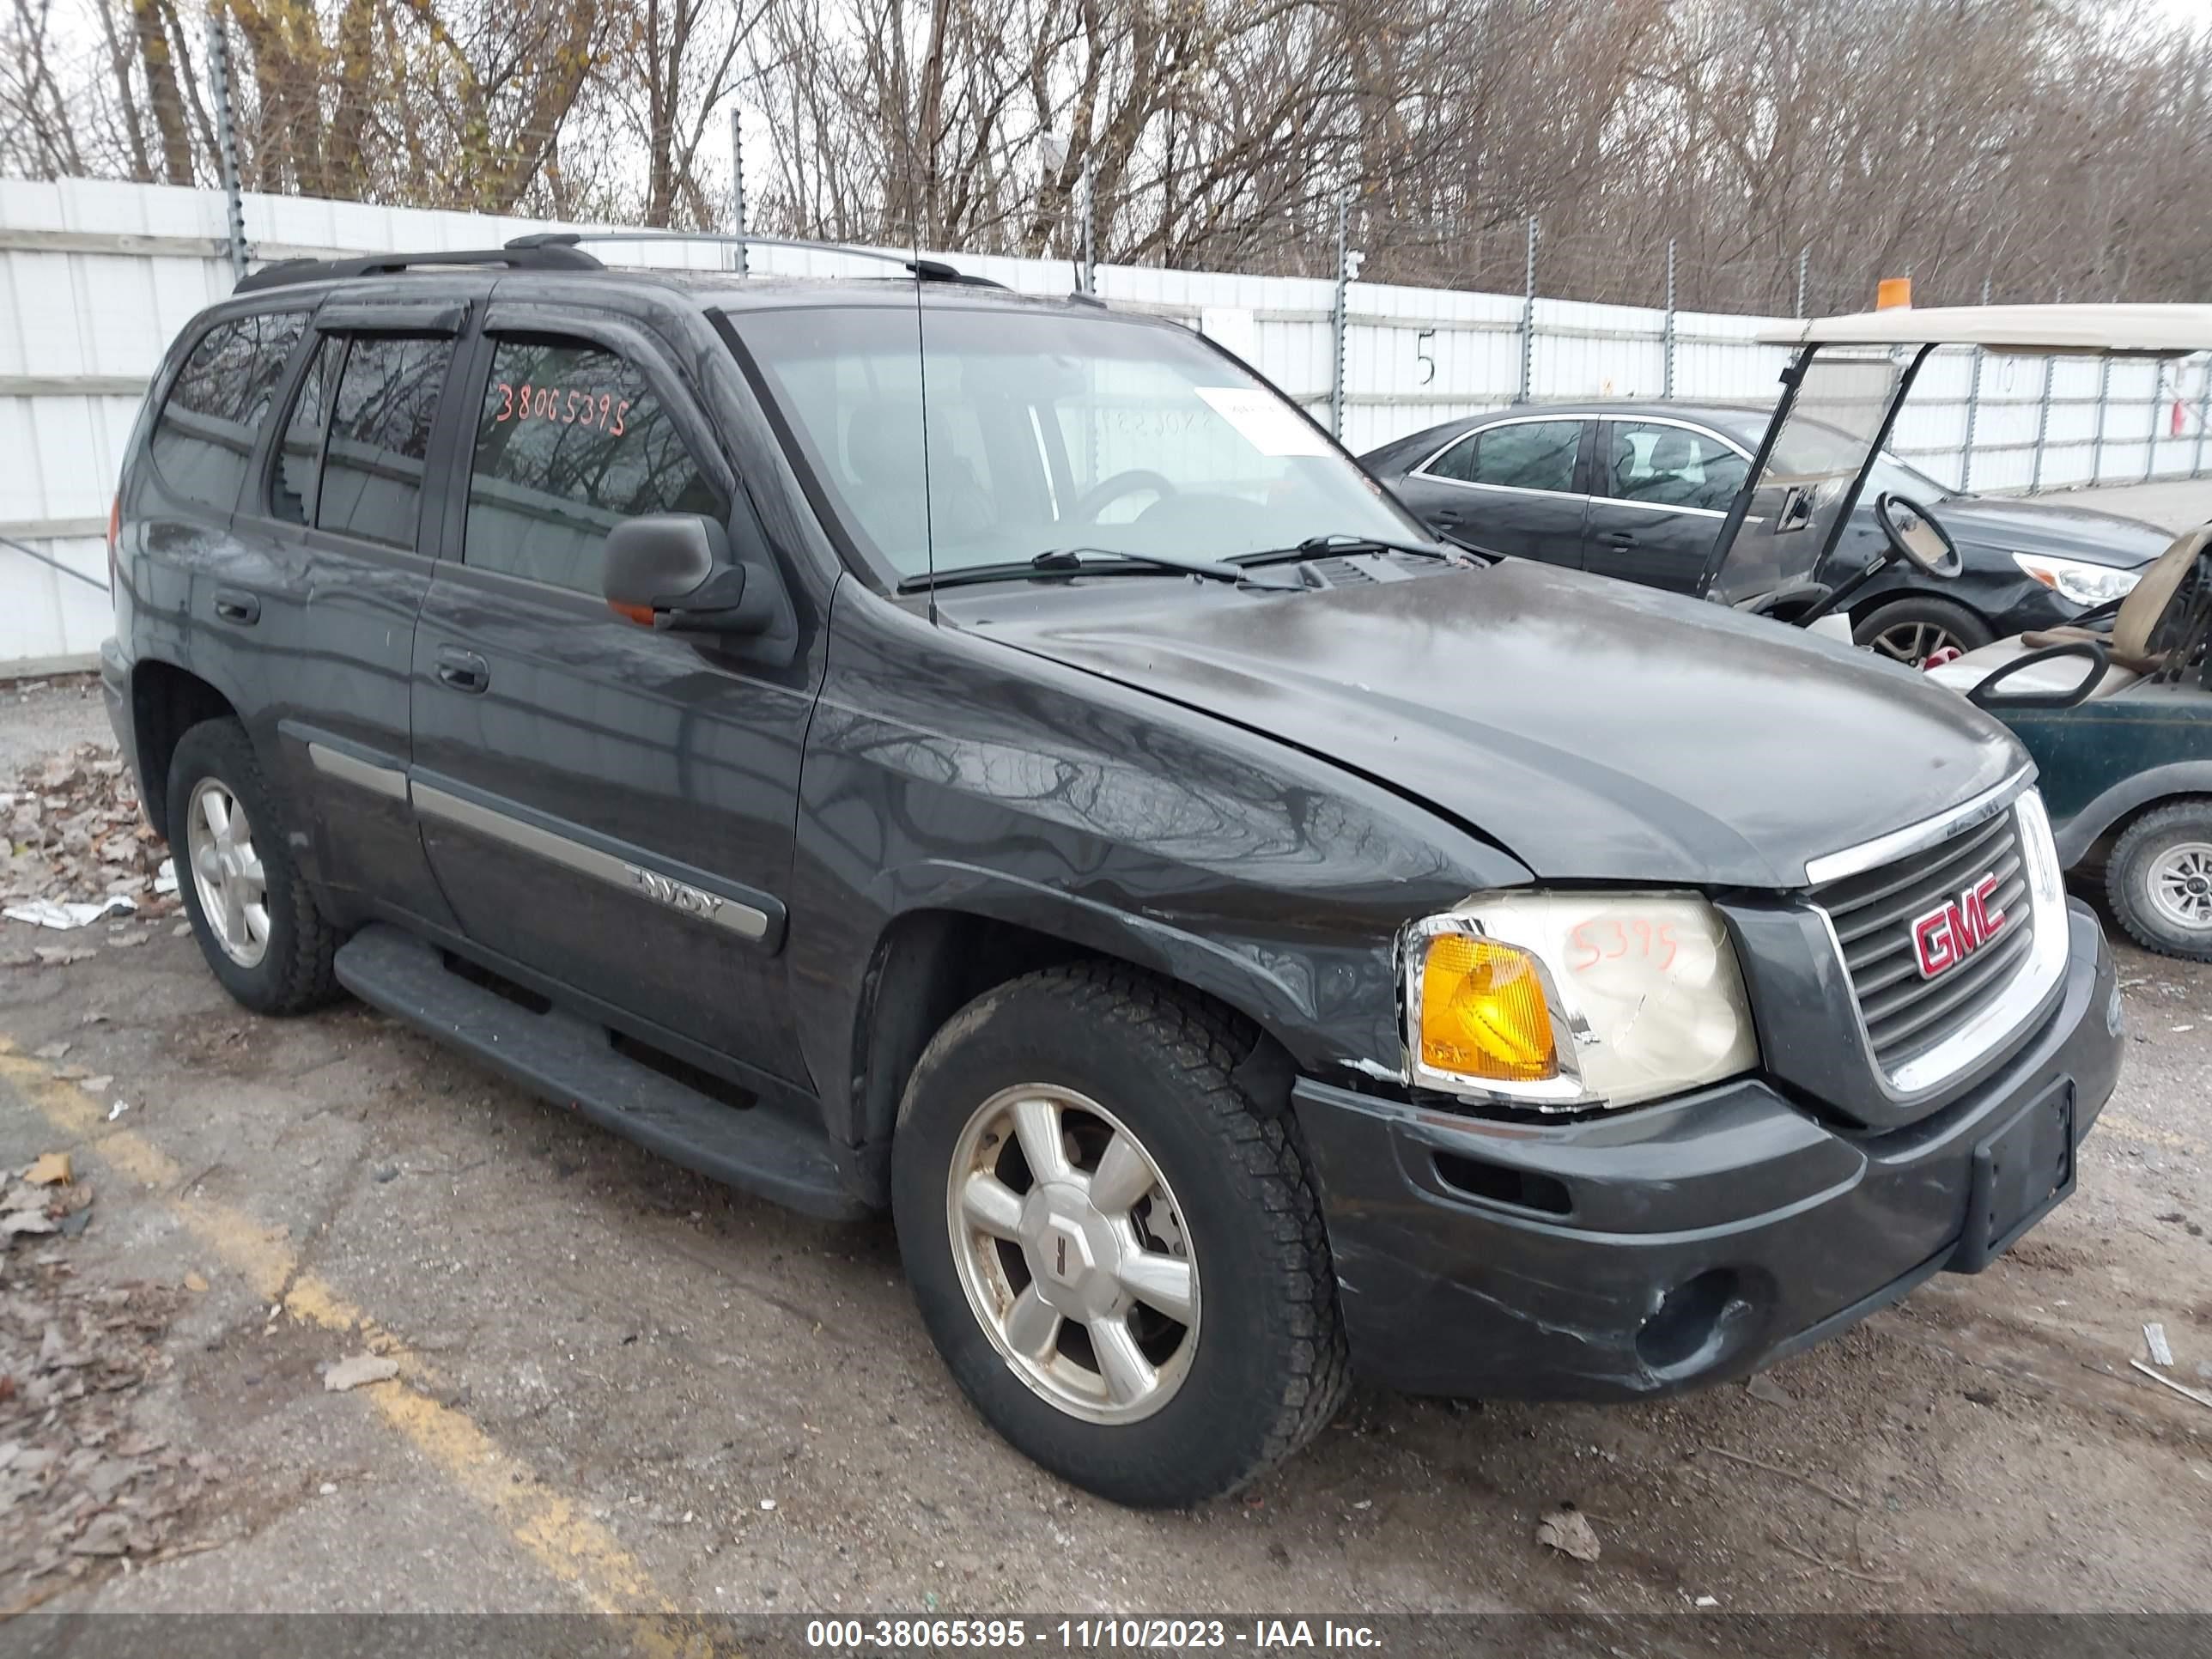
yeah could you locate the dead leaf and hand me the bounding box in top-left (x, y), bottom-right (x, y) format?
top-left (30, 1042), bottom-right (69, 1060)
top-left (323, 1354), bottom-right (400, 1393)
top-left (1536, 1504), bottom-right (1601, 1563)
top-left (1745, 1373), bottom-right (1792, 1406)
top-left (182, 1273), bottom-right (208, 1294)
top-left (3, 1213), bottom-right (58, 1237)
top-left (25, 1153), bottom-right (70, 1188)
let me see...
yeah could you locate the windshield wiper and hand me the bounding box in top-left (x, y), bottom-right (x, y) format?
top-left (897, 546), bottom-right (1301, 594)
top-left (1243, 532), bottom-right (1470, 565)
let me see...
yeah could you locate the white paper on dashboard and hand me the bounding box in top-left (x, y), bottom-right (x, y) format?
top-left (1192, 386), bottom-right (1333, 457)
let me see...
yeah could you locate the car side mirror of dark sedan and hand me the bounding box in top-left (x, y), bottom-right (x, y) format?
top-left (603, 514), bottom-right (775, 636)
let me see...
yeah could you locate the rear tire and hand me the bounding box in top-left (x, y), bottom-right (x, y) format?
top-left (167, 719), bottom-right (343, 1014)
top-left (2106, 801), bottom-right (2212, 963)
top-left (1852, 595), bottom-right (1994, 666)
top-left (891, 963), bottom-right (1348, 1507)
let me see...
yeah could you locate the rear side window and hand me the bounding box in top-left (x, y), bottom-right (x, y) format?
top-left (464, 337), bottom-right (722, 593)
top-left (148, 313), bottom-right (305, 511)
top-left (1603, 422), bottom-right (1747, 512)
top-left (271, 336), bottom-right (341, 526)
top-left (316, 336), bottom-right (454, 548)
top-left (268, 333), bottom-right (453, 547)
top-left (1429, 421), bottom-right (1581, 493)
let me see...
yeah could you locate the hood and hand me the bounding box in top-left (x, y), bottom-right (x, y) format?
top-left (1937, 495), bottom-right (2173, 567)
top-left (957, 560), bottom-right (2024, 890)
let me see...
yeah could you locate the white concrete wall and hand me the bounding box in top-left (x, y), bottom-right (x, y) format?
top-left (4, 175), bottom-right (2210, 671)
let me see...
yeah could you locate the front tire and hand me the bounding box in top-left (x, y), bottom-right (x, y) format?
top-left (891, 963), bottom-right (1348, 1507)
top-left (2107, 801), bottom-right (2212, 962)
top-left (1852, 594), bottom-right (1995, 666)
top-left (167, 719), bottom-right (343, 1014)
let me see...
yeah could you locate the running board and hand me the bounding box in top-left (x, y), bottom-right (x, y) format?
top-left (334, 924), bottom-right (866, 1220)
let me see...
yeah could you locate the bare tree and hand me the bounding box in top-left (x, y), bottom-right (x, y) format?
top-left (4, 0), bottom-right (2206, 311)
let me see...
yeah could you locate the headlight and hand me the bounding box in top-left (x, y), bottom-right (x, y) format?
top-left (2011, 552), bottom-right (2141, 608)
top-left (1405, 892), bottom-right (1759, 1110)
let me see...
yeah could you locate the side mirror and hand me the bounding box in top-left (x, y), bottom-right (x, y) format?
top-left (602, 514), bottom-right (773, 635)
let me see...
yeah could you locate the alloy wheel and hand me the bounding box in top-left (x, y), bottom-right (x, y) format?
top-left (945, 1084), bottom-right (1199, 1424)
top-left (2147, 842), bottom-right (2212, 933)
top-left (185, 777), bottom-right (270, 968)
top-left (1870, 620), bottom-right (1961, 666)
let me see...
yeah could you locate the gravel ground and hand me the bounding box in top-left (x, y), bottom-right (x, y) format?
top-left (0, 763), bottom-right (2203, 1627)
top-left (0, 486), bottom-right (2207, 1632)
top-left (0, 678), bottom-right (108, 780)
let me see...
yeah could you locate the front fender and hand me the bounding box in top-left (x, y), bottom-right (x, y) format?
top-left (865, 858), bottom-right (1364, 1066)
top-left (785, 584), bottom-right (1529, 1152)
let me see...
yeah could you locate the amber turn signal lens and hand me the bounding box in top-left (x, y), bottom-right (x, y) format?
top-left (1419, 935), bottom-right (1559, 1082)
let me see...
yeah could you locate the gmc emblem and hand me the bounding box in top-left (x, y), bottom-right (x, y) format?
top-left (1911, 873), bottom-right (2007, 980)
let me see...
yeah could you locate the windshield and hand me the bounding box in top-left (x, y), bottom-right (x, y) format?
top-left (1711, 413), bottom-right (1955, 504)
top-left (728, 302), bottom-right (1419, 580)
top-left (1763, 423), bottom-right (1955, 503)
top-left (1705, 352), bottom-right (1911, 600)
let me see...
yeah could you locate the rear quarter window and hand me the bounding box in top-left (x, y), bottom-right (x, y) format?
top-left (147, 313), bottom-right (306, 512)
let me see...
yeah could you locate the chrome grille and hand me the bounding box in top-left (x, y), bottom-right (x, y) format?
top-left (1812, 805), bottom-right (2034, 1077)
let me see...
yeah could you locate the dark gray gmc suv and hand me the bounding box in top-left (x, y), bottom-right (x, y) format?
top-left (100, 236), bottom-right (2124, 1508)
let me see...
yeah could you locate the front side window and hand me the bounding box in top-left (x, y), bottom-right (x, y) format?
top-left (1602, 422), bottom-right (1747, 512)
top-left (464, 337), bottom-right (722, 594)
top-left (730, 303), bottom-right (1419, 579)
top-left (148, 312), bottom-right (305, 511)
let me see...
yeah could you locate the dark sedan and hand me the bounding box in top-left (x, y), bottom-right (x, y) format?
top-left (1361, 402), bottom-right (2171, 663)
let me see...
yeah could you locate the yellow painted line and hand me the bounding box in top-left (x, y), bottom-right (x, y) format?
top-left (0, 1039), bottom-right (729, 1651)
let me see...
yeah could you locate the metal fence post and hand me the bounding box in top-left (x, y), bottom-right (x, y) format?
top-left (206, 15), bottom-right (246, 283)
top-left (1960, 275), bottom-right (1990, 493)
top-left (1079, 157), bottom-right (1096, 295)
top-left (728, 107), bottom-right (749, 275)
top-left (1329, 194), bottom-right (1349, 439)
top-left (1795, 245), bottom-right (1808, 319)
top-left (2091, 353), bottom-right (2112, 485)
top-left (2196, 360), bottom-right (2210, 479)
top-left (1518, 216), bottom-right (1538, 403)
top-left (2031, 288), bottom-right (2060, 492)
top-left (2147, 363), bottom-right (2165, 483)
top-left (1662, 239), bottom-right (1677, 401)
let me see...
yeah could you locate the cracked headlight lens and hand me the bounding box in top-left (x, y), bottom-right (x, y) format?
top-left (1406, 892), bottom-right (1759, 1110)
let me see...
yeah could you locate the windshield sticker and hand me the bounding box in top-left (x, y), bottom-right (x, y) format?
top-left (1193, 386), bottom-right (1332, 457)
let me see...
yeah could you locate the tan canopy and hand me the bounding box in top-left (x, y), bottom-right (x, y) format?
top-left (1758, 303), bottom-right (2212, 356)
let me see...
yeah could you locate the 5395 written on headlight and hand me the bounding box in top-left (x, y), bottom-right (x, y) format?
top-left (1568, 917), bottom-right (1678, 972)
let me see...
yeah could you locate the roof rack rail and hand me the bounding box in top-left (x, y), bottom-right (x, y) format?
top-left (505, 230), bottom-right (1007, 289)
top-left (233, 242), bottom-right (604, 295)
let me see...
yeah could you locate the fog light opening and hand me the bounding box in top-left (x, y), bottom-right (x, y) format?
top-left (1431, 1152), bottom-right (1571, 1217)
top-left (1636, 1268), bottom-right (1741, 1372)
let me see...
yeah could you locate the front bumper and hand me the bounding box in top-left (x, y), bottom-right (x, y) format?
top-left (1292, 900), bottom-right (2121, 1401)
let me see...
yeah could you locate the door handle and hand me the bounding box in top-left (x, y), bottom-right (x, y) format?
top-left (1432, 507), bottom-right (1464, 523)
top-left (1598, 531), bottom-right (1638, 548)
top-left (211, 587), bottom-right (261, 625)
top-left (434, 647), bottom-right (490, 694)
